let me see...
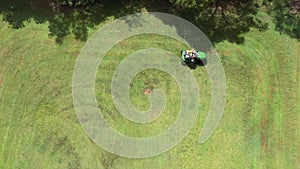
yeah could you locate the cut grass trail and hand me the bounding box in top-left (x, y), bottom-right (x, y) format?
top-left (0, 14), bottom-right (299, 169)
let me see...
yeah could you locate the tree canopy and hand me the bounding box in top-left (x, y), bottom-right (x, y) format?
top-left (168, 0), bottom-right (268, 43)
top-left (271, 0), bottom-right (300, 38)
top-left (0, 0), bottom-right (298, 44)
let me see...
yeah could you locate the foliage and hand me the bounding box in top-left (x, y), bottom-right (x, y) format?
top-left (270, 0), bottom-right (300, 38)
top-left (57, 0), bottom-right (95, 6)
top-left (168, 0), bottom-right (268, 43)
top-left (0, 0), bottom-right (270, 44)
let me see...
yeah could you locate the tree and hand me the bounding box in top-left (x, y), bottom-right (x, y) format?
top-left (168, 0), bottom-right (268, 43)
top-left (271, 0), bottom-right (300, 38)
top-left (0, 0), bottom-right (268, 44)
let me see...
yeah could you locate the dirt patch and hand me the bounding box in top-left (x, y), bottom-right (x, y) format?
top-left (143, 88), bottom-right (152, 95)
top-left (220, 50), bottom-right (231, 56)
top-left (236, 48), bottom-right (243, 54)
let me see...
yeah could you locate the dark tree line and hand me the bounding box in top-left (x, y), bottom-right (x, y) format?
top-left (167, 0), bottom-right (268, 43)
top-left (271, 0), bottom-right (300, 38)
top-left (0, 0), bottom-right (299, 44)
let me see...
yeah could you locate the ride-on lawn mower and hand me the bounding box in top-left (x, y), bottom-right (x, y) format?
top-left (181, 49), bottom-right (207, 68)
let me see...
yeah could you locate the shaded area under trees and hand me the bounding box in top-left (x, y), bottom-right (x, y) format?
top-left (2, 0), bottom-right (295, 44)
top-left (270, 0), bottom-right (300, 39)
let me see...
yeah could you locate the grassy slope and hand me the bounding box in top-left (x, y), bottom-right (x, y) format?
top-left (0, 14), bottom-right (299, 169)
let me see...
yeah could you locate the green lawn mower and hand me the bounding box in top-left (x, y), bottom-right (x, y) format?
top-left (181, 49), bottom-right (207, 68)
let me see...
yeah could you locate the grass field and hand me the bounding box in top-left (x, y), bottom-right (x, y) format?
top-left (0, 12), bottom-right (299, 169)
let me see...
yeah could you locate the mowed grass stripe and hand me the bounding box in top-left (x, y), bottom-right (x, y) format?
top-left (246, 32), bottom-right (285, 168)
top-left (251, 31), bottom-right (299, 169)
top-left (0, 25), bottom-right (33, 168)
top-left (246, 34), bottom-right (281, 168)
top-left (246, 29), bottom-right (299, 168)
top-left (217, 34), bottom-right (269, 168)
top-left (297, 42), bottom-right (300, 168)
top-left (294, 42), bottom-right (300, 168)
top-left (239, 37), bottom-right (267, 169)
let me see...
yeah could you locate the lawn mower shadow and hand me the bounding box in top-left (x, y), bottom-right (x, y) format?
top-left (182, 59), bottom-right (207, 69)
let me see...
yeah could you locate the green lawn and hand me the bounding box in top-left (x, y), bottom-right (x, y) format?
top-left (0, 13), bottom-right (299, 169)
